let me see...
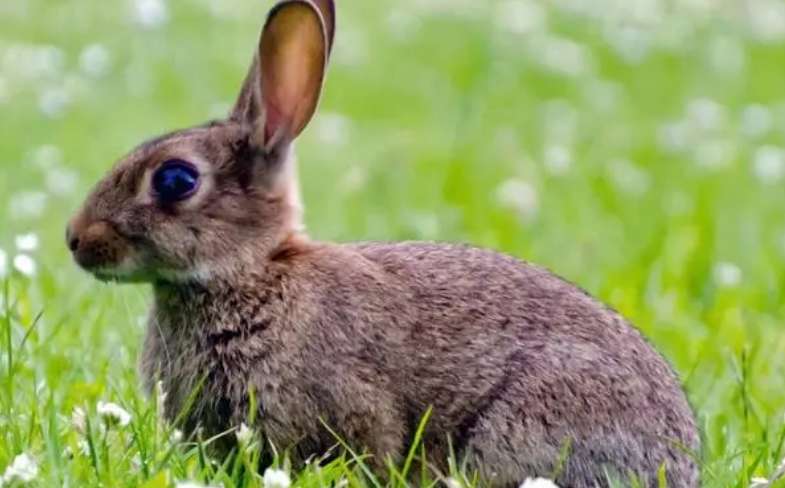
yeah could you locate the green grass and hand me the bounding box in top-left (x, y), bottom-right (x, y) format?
top-left (2, 0), bottom-right (785, 486)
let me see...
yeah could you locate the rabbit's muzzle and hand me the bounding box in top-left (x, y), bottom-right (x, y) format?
top-left (66, 217), bottom-right (131, 276)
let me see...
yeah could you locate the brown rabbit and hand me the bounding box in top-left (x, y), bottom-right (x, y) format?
top-left (66, 1), bottom-right (700, 486)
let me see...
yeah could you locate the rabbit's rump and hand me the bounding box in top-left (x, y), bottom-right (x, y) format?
top-left (351, 242), bottom-right (699, 487)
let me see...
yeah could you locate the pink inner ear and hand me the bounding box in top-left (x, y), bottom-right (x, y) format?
top-left (258, 3), bottom-right (327, 147)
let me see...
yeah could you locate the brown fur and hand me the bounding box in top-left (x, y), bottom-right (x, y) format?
top-left (66, 1), bottom-right (700, 486)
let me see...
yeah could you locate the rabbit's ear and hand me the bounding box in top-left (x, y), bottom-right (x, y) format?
top-left (230, 0), bottom-right (334, 150)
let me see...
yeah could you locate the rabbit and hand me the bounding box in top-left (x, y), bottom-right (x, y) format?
top-left (65, 0), bottom-right (700, 486)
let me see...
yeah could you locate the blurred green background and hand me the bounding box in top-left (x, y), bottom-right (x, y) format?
top-left (1, 0), bottom-right (785, 485)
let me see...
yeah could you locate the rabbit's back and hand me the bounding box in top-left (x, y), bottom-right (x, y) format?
top-left (347, 241), bottom-right (699, 486)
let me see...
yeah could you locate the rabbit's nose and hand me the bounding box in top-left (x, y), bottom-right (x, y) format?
top-left (66, 225), bottom-right (80, 252)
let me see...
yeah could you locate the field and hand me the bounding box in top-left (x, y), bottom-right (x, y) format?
top-left (2, 0), bottom-right (785, 486)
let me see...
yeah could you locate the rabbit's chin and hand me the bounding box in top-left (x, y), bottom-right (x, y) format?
top-left (91, 267), bottom-right (155, 284)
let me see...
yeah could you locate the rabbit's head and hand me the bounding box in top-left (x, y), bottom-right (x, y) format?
top-left (66, 0), bottom-right (335, 283)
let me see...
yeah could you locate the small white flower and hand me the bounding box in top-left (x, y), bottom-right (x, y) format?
top-left (13, 254), bottom-right (37, 277)
top-left (71, 406), bottom-right (87, 434)
top-left (30, 144), bottom-right (63, 169)
top-left (748, 0), bottom-right (785, 42)
top-left (753, 146), bottom-right (785, 183)
top-left (694, 140), bottom-right (735, 170)
top-left (607, 159), bottom-right (650, 196)
top-left (687, 98), bottom-right (726, 132)
top-left (658, 120), bottom-right (691, 153)
top-left (79, 44), bottom-right (111, 77)
top-left (707, 36), bottom-right (746, 77)
top-left (9, 191), bottom-right (48, 219)
top-left (1, 453), bottom-right (39, 484)
top-left (96, 401), bottom-right (132, 427)
top-left (236, 423), bottom-right (253, 445)
top-left (14, 233), bottom-right (39, 252)
top-left (0, 248), bottom-right (7, 278)
top-left (38, 86), bottom-right (71, 118)
top-left (495, 0), bottom-right (547, 35)
top-left (750, 477), bottom-right (769, 487)
top-left (133, 0), bottom-right (169, 28)
top-left (544, 145), bottom-right (572, 175)
top-left (741, 104), bottom-right (772, 138)
top-left (496, 179), bottom-right (539, 220)
top-left (45, 166), bottom-right (79, 196)
top-left (78, 439), bottom-right (91, 456)
top-left (444, 477), bottom-right (463, 488)
top-left (263, 468), bottom-right (291, 488)
top-left (529, 35), bottom-right (594, 77)
top-left (314, 112), bottom-right (351, 147)
top-left (519, 477), bottom-right (560, 488)
top-left (170, 429), bottom-right (184, 443)
top-left (713, 261), bottom-right (742, 288)
top-left (175, 482), bottom-right (222, 488)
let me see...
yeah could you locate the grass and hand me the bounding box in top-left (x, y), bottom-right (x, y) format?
top-left (1, 0), bottom-right (785, 486)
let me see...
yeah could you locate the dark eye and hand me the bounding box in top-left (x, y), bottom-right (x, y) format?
top-left (152, 160), bottom-right (200, 203)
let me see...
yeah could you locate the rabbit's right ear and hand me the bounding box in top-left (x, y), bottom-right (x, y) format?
top-left (230, 0), bottom-right (335, 151)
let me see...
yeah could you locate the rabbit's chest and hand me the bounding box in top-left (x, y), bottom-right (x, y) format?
top-left (142, 295), bottom-right (304, 439)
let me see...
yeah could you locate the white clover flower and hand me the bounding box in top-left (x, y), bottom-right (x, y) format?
top-left (444, 476), bottom-right (463, 488)
top-left (713, 261), bottom-right (742, 288)
top-left (79, 44), bottom-right (111, 78)
top-left (1, 453), bottom-right (39, 484)
top-left (170, 429), bottom-right (184, 444)
top-left (748, 0), bottom-right (785, 43)
top-left (97, 401), bottom-right (132, 427)
top-left (386, 10), bottom-right (422, 40)
top-left (175, 482), bottom-right (222, 488)
top-left (14, 233), bottom-right (39, 252)
top-left (45, 166), bottom-right (79, 196)
top-left (753, 146), bottom-right (785, 183)
top-left (0, 248), bottom-right (7, 278)
top-left (13, 254), bottom-right (37, 277)
top-left (38, 86), bottom-right (71, 118)
top-left (30, 144), bottom-right (63, 169)
top-left (529, 35), bottom-right (594, 77)
top-left (694, 140), bottom-right (735, 170)
top-left (315, 112), bottom-right (351, 147)
top-left (750, 477), bottom-right (769, 488)
top-left (687, 98), bottom-right (726, 132)
top-left (707, 36), bottom-right (746, 77)
top-left (741, 104), bottom-right (772, 138)
top-left (133, 0), bottom-right (169, 28)
top-left (496, 179), bottom-right (539, 220)
top-left (71, 406), bottom-right (87, 434)
top-left (236, 423), bottom-right (253, 445)
top-left (657, 120), bottom-right (691, 153)
top-left (263, 468), bottom-right (291, 488)
top-left (544, 145), bottom-right (572, 175)
top-left (607, 159), bottom-right (650, 196)
top-left (9, 191), bottom-right (48, 219)
top-left (519, 477), bottom-right (560, 488)
top-left (495, 0), bottom-right (547, 35)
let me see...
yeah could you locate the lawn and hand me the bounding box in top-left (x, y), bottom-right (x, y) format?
top-left (1, 0), bottom-right (785, 486)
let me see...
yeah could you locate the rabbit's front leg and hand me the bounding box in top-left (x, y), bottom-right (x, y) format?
top-left (258, 369), bottom-right (407, 471)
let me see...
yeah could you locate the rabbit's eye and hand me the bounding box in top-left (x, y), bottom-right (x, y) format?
top-left (152, 160), bottom-right (200, 203)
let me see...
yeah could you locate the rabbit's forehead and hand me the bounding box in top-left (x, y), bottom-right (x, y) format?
top-left (109, 122), bottom-right (242, 178)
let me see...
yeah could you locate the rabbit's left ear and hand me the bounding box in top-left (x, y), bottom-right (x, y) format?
top-left (231, 0), bottom-right (335, 150)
